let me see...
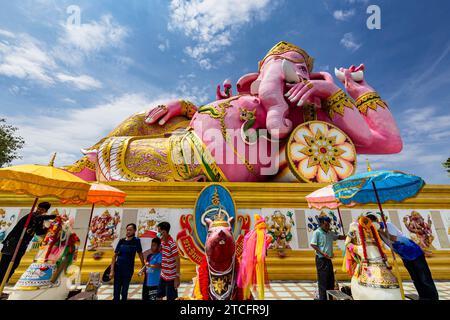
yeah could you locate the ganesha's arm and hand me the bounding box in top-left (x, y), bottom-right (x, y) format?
top-left (322, 90), bottom-right (374, 149)
top-left (145, 99), bottom-right (198, 125)
top-left (352, 93), bottom-right (403, 154)
top-left (323, 90), bottom-right (402, 154)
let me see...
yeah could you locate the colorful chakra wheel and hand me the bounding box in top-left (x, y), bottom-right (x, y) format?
top-left (286, 121), bottom-right (356, 183)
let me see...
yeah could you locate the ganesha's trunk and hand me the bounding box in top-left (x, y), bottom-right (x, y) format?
top-left (258, 59), bottom-right (293, 140)
top-left (266, 106), bottom-right (292, 139)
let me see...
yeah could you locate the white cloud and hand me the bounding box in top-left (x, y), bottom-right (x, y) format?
top-left (56, 73), bottom-right (103, 90)
top-left (158, 39), bottom-right (170, 52)
top-left (0, 29), bottom-right (15, 38)
top-left (0, 30), bottom-right (103, 89)
top-left (62, 98), bottom-right (77, 104)
top-left (168, 0), bottom-right (272, 69)
top-left (0, 33), bottom-right (57, 85)
top-left (401, 107), bottom-right (450, 142)
top-left (388, 43), bottom-right (450, 102)
top-left (59, 14), bottom-right (129, 54)
top-left (9, 85), bottom-right (29, 96)
top-left (0, 14), bottom-right (128, 89)
top-left (333, 9), bottom-right (355, 21)
top-left (340, 32), bottom-right (362, 52)
top-left (346, 0), bottom-right (369, 3)
top-left (7, 93), bottom-right (169, 166)
top-left (357, 105), bottom-right (450, 183)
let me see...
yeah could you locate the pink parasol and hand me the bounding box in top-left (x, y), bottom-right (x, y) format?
top-left (305, 185), bottom-right (355, 235)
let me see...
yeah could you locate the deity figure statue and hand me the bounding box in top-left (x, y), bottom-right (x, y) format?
top-left (88, 210), bottom-right (121, 250)
top-left (9, 215), bottom-right (80, 300)
top-left (266, 210), bottom-right (295, 250)
top-left (41, 215), bottom-right (64, 262)
top-left (403, 211), bottom-right (435, 256)
top-left (177, 185), bottom-right (270, 300)
top-left (65, 41), bottom-right (402, 183)
top-left (344, 215), bottom-right (402, 300)
top-left (0, 209), bottom-right (15, 242)
top-left (184, 214), bottom-right (271, 300)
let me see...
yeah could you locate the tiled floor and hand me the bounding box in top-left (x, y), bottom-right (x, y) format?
top-left (6, 281), bottom-right (450, 300)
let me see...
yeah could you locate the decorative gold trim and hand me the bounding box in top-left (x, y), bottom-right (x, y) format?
top-left (197, 96), bottom-right (240, 140)
top-left (302, 104), bottom-right (317, 122)
top-left (188, 130), bottom-right (228, 182)
top-left (63, 156), bottom-right (95, 173)
top-left (180, 100), bottom-right (197, 119)
top-left (323, 89), bottom-right (355, 119)
top-left (356, 92), bottom-right (388, 115)
top-left (1, 183), bottom-right (449, 209)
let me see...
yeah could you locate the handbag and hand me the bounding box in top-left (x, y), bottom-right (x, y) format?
top-left (102, 265), bottom-right (112, 283)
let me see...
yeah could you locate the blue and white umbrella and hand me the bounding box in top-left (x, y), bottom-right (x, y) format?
top-left (332, 170), bottom-right (425, 206)
top-left (332, 169), bottom-right (425, 300)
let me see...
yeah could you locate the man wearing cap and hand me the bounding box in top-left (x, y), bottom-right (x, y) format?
top-left (310, 214), bottom-right (346, 300)
top-left (0, 202), bottom-right (56, 285)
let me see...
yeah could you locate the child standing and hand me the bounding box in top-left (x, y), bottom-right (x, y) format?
top-left (142, 237), bottom-right (162, 300)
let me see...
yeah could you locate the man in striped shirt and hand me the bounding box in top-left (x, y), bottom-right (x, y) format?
top-left (156, 221), bottom-right (180, 300)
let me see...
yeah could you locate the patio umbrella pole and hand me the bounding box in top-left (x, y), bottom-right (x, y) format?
top-left (78, 203), bottom-right (95, 282)
top-left (371, 181), bottom-right (405, 300)
top-left (336, 207), bottom-right (345, 236)
top-left (0, 197), bottom-right (39, 295)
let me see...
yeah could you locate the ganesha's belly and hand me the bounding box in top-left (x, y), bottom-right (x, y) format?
top-left (191, 118), bottom-right (283, 182)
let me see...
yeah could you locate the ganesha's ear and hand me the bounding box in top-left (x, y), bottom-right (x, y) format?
top-left (205, 218), bottom-right (213, 229)
top-left (237, 73), bottom-right (259, 95)
top-left (282, 59), bottom-right (300, 83)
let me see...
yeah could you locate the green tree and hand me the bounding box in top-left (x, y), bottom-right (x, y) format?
top-left (0, 118), bottom-right (25, 167)
top-left (444, 158), bottom-right (450, 176)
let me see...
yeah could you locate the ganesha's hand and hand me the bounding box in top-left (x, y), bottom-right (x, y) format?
top-left (285, 72), bottom-right (341, 107)
top-left (145, 101), bottom-right (179, 126)
top-left (336, 64), bottom-right (375, 100)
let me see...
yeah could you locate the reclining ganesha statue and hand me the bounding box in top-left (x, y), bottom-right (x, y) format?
top-left (65, 41), bottom-right (402, 183)
top-left (8, 214), bottom-right (80, 300)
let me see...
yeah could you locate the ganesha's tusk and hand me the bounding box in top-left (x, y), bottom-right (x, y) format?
top-left (334, 68), bottom-right (364, 82)
top-left (282, 59), bottom-right (301, 83)
top-left (351, 70), bottom-right (364, 82)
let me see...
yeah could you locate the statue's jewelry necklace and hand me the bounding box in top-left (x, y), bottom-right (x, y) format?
top-left (206, 254), bottom-right (236, 300)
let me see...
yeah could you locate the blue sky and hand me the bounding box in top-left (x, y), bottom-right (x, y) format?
top-left (0, 0), bottom-right (449, 183)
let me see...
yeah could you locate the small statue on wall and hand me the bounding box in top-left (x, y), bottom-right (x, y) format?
top-left (403, 211), bottom-right (435, 256)
top-left (266, 210), bottom-right (295, 256)
top-left (88, 210), bottom-right (121, 250)
top-left (0, 208), bottom-right (16, 242)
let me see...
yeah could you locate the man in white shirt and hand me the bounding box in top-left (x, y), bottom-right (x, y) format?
top-left (366, 213), bottom-right (438, 300)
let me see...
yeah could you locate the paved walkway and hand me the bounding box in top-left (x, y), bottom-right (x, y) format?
top-left (6, 281), bottom-right (449, 300)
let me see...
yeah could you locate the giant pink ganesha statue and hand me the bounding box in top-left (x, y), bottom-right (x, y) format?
top-left (65, 41), bottom-right (402, 183)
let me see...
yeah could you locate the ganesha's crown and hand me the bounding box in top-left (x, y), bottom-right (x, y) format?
top-left (259, 41), bottom-right (314, 72)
